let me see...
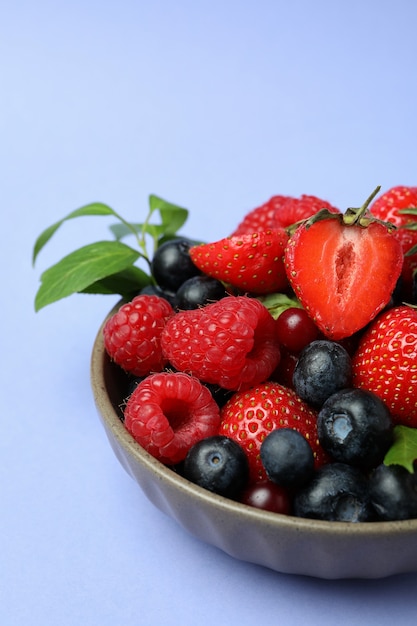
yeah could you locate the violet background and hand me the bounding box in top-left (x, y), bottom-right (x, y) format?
top-left (2, 1), bottom-right (417, 624)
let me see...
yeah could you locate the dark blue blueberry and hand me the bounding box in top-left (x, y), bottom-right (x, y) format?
top-left (369, 464), bottom-right (417, 521)
top-left (293, 462), bottom-right (375, 522)
top-left (391, 275), bottom-right (404, 305)
top-left (174, 275), bottom-right (227, 310)
top-left (139, 283), bottom-right (176, 306)
top-left (202, 383), bottom-right (234, 408)
top-left (182, 436), bottom-right (249, 499)
top-left (260, 428), bottom-right (315, 488)
top-left (151, 238), bottom-right (202, 292)
top-left (293, 339), bottom-right (352, 408)
top-left (317, 388), bottom-right (393, 470)
top-left (125, 375), bottom-right (143, 398)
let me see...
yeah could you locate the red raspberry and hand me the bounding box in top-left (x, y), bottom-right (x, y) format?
top-left (123, 372), bottom-right (221, 464)
top-left (103, 294), bottom-right (174, 376)
top-left (161, 296), bottom-right (281, 390)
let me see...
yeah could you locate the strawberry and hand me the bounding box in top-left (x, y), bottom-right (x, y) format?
top-left (231, 195), bottom-right (291, 235)
top-left (275, 195), bottom-right (340, 228)
top-left (352, 305), bottom-right (417, 427)
top-left (189, 229), bottom-right (289, 295)
top-left (231, 194), bottom-right (340, 236)
top-left (284, 188), bottom-right (404, 340)
top-left (369, 185), bottom-right (417, 298)
top-left (218, 381), bottom-right (328, 483)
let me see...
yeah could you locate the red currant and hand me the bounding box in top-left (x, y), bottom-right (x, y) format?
top-left (241, 481), bottom-right (291, 515)
top-left (275, 307), bottom-right (319, 353)
top-left (270, 348), bottom-right (298, 388)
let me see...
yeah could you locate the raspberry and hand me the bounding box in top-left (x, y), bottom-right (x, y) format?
top-left (161, 296), bottom-right (280, 391)
top-left (123, 372), bottom-right (221, 464)
top-left (103, 294), bottom-right (174, 376)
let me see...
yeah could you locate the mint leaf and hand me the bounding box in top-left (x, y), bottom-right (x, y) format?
top-left (383, 425), bottom-right (417, 473)
top-left (109, 222), bottom-right (143, 241)
top-left (256, 293), bottom-right (302, 319)
top-left (149, 194), bottom-right (189, 234)
top-left (32, 203), bottom-right (118, 265)
top-left (80, 265), bottom-right (151, 298)
top-left (108, 196), bottom-right (188, 252)
top-left (109, 221), bottom-right (166, 242)
top-left (34, 241), bottom-right (140, 311)
top-left (33, 194), bottom-right (191, 309)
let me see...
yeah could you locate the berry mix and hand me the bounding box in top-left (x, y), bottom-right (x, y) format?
top-left (34, 186), bottom-right (417, 523)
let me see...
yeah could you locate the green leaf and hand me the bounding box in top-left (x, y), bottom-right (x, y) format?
top-left (109, 223), bottom-right (166, 241)
top-left (149, 194), bottom-right (189, 234)
top-left (34, 241), bottom-right (140, 311)
top-left (108, 197), bottom-right (188, 253)
top-left (405, 244), bottom-right (417, 256)
top-left (32, 203), bottom-right (117, 265)
top-left (80, 265), bottom-right (151, 298)
top-left (109, 222), bottom-right (143, 241)
top-left (256, 292), bottom-right (302, 319)
top-left (383, 425), bottom-right (417, 472)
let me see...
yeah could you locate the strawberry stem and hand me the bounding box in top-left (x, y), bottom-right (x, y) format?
top-left (343, 185), bottom-right (381, 226)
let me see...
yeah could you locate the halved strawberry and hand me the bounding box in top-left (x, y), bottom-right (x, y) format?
top-left (284, 189), bottom-right (403, 340)
top-left (218, 381), bottom-right (328, 483)
top-left (352, 305), bottom-right (417, 427)
top-left (369, 185), bottom-right (417, 298)
top-left (189, 229), bottom-right (289, 295)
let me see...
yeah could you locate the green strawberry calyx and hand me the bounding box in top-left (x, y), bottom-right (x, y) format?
top-left (286, 186), bottom-right (397, 235)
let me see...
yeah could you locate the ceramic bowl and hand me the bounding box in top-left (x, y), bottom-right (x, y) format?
top-left (90, 305), bottom-right (417, 579)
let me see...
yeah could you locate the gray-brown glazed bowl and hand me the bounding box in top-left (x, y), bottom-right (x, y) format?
top-left (90, 305), bottom-right (417, 579)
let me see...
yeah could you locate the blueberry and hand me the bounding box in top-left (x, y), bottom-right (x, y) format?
top-left (174, 275), bottom-right (227, 310)
top-left (292, 339), bottom-right (352, 408)
top-left (202, 383), bottom-right (234, 408)
top-left (260, 428), bottom-right (315, 488)
top-left (139, 283), bottom-right (176, 306)
top-left (293, 462), bottom-right (375, 522)
top-left (182, 436), bottom-right (249, 499)
top-left (369, 464), bottom-right (417, 521)
top-left (151, 238), bottom-right (202, 292)
top-left (317, 388), bottom-right (393, 470)
top-left (391, 275), bottom-right (404, 305)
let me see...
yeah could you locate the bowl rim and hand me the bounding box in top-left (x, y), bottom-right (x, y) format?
top-left (90, 301), bottom-right (417, 539)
